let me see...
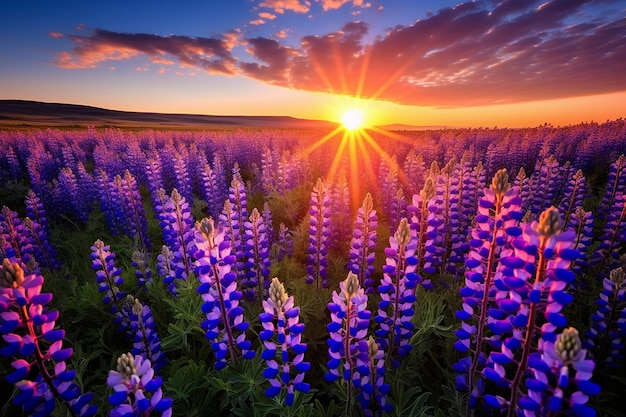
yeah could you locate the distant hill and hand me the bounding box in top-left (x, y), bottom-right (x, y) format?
top-left (0, 100), bottom-right (340, 130)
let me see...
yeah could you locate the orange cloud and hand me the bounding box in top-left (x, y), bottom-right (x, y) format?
top-left (48, 32), bottom-right (63, 38)
top-left (259, 0), bottom-right (310, 14)
top-left (250, 19), bottom-right (266, 25)
top-left (259, 12), bottom-right (277, 20)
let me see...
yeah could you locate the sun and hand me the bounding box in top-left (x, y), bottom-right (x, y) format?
top-left (341, 109), bottom-right (365, 131)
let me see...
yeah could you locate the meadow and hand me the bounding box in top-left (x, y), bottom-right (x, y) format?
top-left (1, 120), bottom-right (626, 417)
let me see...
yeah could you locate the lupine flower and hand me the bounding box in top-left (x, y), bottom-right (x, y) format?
top-left (352, 336), bottom-right (392, 417)
top-left (194, 217), bottom-right (254, 370)
top-left (0, 259), bottom-right (97, 417)
top-left (388, 188), bottom-right (407, 240)
top-left (454, 168), bottom-right (523, 410)
top-left (594, 192), bottom-right (626, 271)
top-left (483, 207), bottom-right (580, 417)
top-left (132, 249), bottom-right (153, 289)
top-left (569, 207), bottom-right (594, 276)
top-left (330, 172), bottom-right (351, 252)
top-left (407, 176), bottom-right (440, 282)
top-left (107, 352), bottom-right (172, 417)
top-left (173, 151), bottom-right (193, 204)
top-left (128, 297), bottom-right (167, 373)
top-left (1, 205), bottom-right (35, 267)
top-left (306, 178), bottom-right (331, 288)
top-left (259, 277), bottom-right (310, 405)
top-left (25, 190), bottom-right (60, 269)
top-left (375, 218), bottom-right (421, 367)
top-left (585, 267), bottom-right (626, 367)
top-left (159, 189), bottom-right (195, 285)
top-left (598, 154), bottom-right (625, 222)
top-left (91, 239), bottom-right (129, 333)
top-left (242, 208), bottom-right (272, 301)
top-left (349, 193), bottom-right (378, 294)
top-left (326, 272), bottom-right (371, 412)
top-left (525, 328), bottom-right (600, 417)
top-left (156, 245), bottom-right (177, 295)
top-left (276, 222), bottom-right (293, 262)
top-left (558, 169), bottom-right (588, 230)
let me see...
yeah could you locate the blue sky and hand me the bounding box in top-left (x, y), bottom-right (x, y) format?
top-left (1, 0), bottom-right (625, 127)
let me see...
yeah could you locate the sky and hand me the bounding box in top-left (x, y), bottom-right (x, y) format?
top-left (1, 0), bottom-right (625, 128)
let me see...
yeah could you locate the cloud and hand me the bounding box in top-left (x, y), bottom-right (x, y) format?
top-left (316, 0), bottom-right (371, 11)
top-left (259, 0), bottom-right (311, 14)
top-left (241, 0), bottom-right (626, 106)
top-left (259, 12), bottom-right (277, 20)
top-left (48, 32), bottom-right (63, 38)
top-left (250, 19), bottom-right (266, 25)
top-left (53, 0), bottom-right (626, 107)
top-left (52, 29), bottom-right (238, 75)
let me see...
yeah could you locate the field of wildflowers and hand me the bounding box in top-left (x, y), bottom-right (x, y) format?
top-left (1, 120), bottom-right (626, 416)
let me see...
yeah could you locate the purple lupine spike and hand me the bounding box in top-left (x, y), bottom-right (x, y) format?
top-left (95, 169), bottom-right (122, 235)
top-left (388, 188), bottom-right (406, 238)
top-left (156, 245), bottom-right (177, 295)
top-left (262, 202), bottom-right (274, 249)
top-left (598, 154), bottom-right (626, 221)
top-left (594, 192), bottom-right (626, 271)
top-left (483, 207), bottom-right (579, 417)
top-left (513, 167), bottom-right (530, 212)
top-left (0, 206), bottom-right (35, 266)
top-left (220, 177), bottom-right (248, 281)
top-left (529, 155), bottom-right (561, 218)
top-left (241, 208), bottom-right (272, 301)
top-left (456, 155), bottom-right (476, 269)
top-left (325, 272), bottom-right (371, 412)
top-left (128, 297), bottom-right (167, 374)
top-left (0, 260), bottom-right (98, 417)
top-left (194, 217), bottom-right (254, 370)
top-left (330, 171), bottom-right (351, 251)
top-left (24, 217), bottom-right (60, 270)
top-left (173, 151), bottom-right (193, 204)
top-left (407, 176), bottom-right (440, 284)
top-left (260, 278), bottom-right (310, 406)
top-left (352, 336), bottom-right (392, 417)
top-left (585, 267), bottom-right (626, 368)
top-left (375, 218), bottom-right (422, 367)
top-left (90, 239), bottom-right (129, 333)
top-left (160, 189), bottom-right (195, 285)
top-left (107, 352), bottom-right (172, 417)
top-left (145, 153), bottom-right (165, 208)
top-left (121, 170), bottom-right (150, 249)
top-left (132, 249), bottom-right (153, 289)
top-left (524, 328), bottom-right (599, 417)
top-left (454, 169), bottom-right (523, 411)
top-left (306, 178), bottom-right (331, 288)
top-left (403, 150), bottom-right (425, 198)
top-left (200, 162), bottom-right (223, 220)
top-left (5, 145), bottom-right (24, 180)
top-left (261, 146), bottom-right (278, 194)
top-left (56, 167), bottom-right (89, 222)
top-left (276, 222), bottom-right (293, 262)
top-left (349, 193), bottom-right (378, 294)
top-left (569, 207), bottom-right (594, 276)
top-left (0, 234), bottom-right (18, 265)
top-left (382, 165), bottom-right (399, 233)
top-left (440, 158), bottom-right (465, 274)
top-left (558, 169), bottom-right (588, 230)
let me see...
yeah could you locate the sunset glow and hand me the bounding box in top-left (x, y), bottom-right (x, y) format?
top-left (341, 109), bottom-right (365, 131)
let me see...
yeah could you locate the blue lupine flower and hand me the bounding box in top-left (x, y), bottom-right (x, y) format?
top-left (259, 278), bottom-right (310, 405)
top-left (525, 328), bottom-right (599, 416)
top-left (0, 260), bottom-right (97, 417)
top-left (375, 218), bottom-right (421, 367)
top-left (352, 337), bottom-right (392, 417)
top-left (454, 169), bottom-right (523, 409)
top-left (306, 178), bottom-right (331, 288)
top-left (349, 193), bottom-right (378, 294)
top-left (107, 353), bottom-right (172, 417)
top-left (242, 208), bottom-right (272, 301)
top-left (194, 217), bottom-right (254, 370)
top-left (128, 297), bottom-right (167, 374)
top-left (585, 267), bottom-right (626, 368)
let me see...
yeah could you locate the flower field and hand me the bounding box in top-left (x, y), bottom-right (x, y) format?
top-left (1, 120), bottom-right (626, 417)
